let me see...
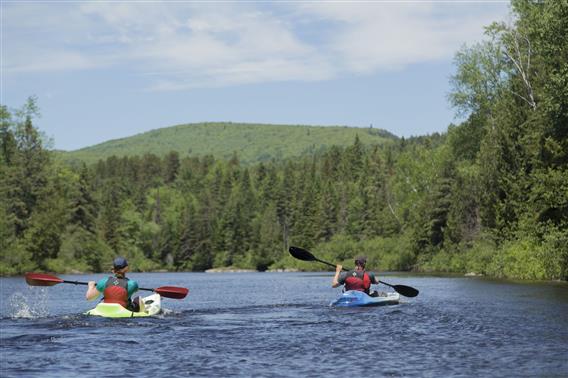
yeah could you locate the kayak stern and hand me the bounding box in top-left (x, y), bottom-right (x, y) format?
top-left (85, 294), bottom-right (162, 318)
top-left (330, 290), bottom-right (400, 307)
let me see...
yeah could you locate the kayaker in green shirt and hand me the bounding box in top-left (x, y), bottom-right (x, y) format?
top-left (332, 256), bottom-right (380, 297)
top-left (85, 257), bottom-right (141, 311)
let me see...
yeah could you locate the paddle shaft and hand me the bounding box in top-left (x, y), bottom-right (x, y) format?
top-left (312, 256), bottom-right (396, 288)
top-left (61, 279), bottom-right (154, 292)
top-left (24, 273), bottom-right (188, 298)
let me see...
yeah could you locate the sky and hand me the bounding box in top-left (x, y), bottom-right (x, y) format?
top-left (1, 1), bottom-right (511, 151)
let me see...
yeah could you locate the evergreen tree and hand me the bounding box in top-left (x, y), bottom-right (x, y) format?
top-left (98, 180), bottom-right (124, 252)
top-left (175, 201), bottom-right (197, 269)
top-left (164, 151), bottom-right (180, 184)
top-left (70, 164), bottom-right (97, 234)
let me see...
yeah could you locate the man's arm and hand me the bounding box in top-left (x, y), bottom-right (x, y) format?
top-left (370, 272), bottom-right (379, 285)
top-left (128, 280), bottom-right (139, 297)
top-left (86, 281), bottom-right (100, 301)
top-left (332, 265), bottom-right (343, 288)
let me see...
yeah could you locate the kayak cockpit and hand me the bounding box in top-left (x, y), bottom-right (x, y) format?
top-left (85, 294), bottom-right (162, 318)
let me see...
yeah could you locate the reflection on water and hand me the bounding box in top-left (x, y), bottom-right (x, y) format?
top-left (1, 272), bottom-right (567, 377)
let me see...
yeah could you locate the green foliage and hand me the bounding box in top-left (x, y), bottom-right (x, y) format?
top-left (307, 233), bottom-right (416, 272)
top-left (58, 225), bottom-right (114, 273)
top-left (449, 37), bottom-right (507, 118)
top-left (539, 226), bottom-right (568, 280)
top-left (61, 122), bottom-right (397, 166)
top-left (0, 240), bottom-right (35, 275)
top-left (500, 238), bottom-right (547, 280)
top-left (2, 2), bottom-right (567, 281)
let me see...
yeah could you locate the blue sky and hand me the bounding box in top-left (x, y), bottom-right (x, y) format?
top-left (2, 1), bottom-right (510, 151)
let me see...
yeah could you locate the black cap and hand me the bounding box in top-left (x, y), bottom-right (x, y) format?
top-left (355, 256), bottom-right (367, 266)
top-left (113, 257), bottom-right (128, 269)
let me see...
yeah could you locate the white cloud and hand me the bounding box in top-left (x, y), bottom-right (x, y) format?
top-left (6, 48), bottom-right (99, 73)
top-left (2, 2), bottom-right (510, 89)
top-left (295, 2), bottom-right (508, 73)
top-left (147, 56), bottom-right (334, 92)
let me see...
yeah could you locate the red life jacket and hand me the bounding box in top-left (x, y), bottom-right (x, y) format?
top-left (103, 276), bottom-right (129, 308)
top-left (344, 270), bottom-right (371, 293)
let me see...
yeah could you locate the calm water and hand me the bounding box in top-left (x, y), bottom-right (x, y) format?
top-left (1, 272), bottom-right (567, 377)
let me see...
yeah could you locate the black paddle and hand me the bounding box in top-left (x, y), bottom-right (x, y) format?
top-left (289, 246), bottom-right (419, 297)
top-left (25, 272), bottom-right (189, 299)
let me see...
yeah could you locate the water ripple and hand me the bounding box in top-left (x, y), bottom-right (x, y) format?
top-left (1, 273), bottom-right (567, 377)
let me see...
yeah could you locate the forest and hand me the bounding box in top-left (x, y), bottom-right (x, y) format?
top-left (1, 0), bottom-right (566, 280)
top-left (61, 121), bottom-right (397, 166)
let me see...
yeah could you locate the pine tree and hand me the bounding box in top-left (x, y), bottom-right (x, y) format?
top-left (164, 151), bottom-right (180, 184)
top-left (98, 181), bottom-right (124, 253)
top-left (70, 164), bottom-right (97, 234)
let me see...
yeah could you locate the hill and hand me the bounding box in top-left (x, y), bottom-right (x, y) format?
top-left (61, 122), bottom-right (398, 165)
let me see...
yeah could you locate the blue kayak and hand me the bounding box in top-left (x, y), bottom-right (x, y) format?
top-left (330, 290), bottom-right (400, 307)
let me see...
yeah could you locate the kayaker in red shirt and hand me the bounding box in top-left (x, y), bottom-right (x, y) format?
top-left (85, 257), bottom-right (141, 311)
top-left (332, 256), bottom-right (380, 297)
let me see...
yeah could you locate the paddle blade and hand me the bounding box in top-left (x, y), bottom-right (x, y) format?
top-left (289, 246), bottom-right (316, 262)
top-left (393, 284), bottom-right (419, 298)
top-left (154, 286), bottom-right (189, 299)
top-left (25, 272), bottom-right (64, 287)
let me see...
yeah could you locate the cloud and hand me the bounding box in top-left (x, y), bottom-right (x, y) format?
top-left (2, 2), bottom-right (509, 89)
top-left (294, 2), bottom-right (509, 73)
top-left (146, 56), bottom-right (334, 92)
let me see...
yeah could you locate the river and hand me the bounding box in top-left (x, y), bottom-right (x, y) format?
top-left (1, 272), bottom-right (567, 377)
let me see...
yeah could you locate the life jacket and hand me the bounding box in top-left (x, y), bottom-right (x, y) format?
top-left (103, 276), bottom-right (129, 308)
top-left (344, 270), bottom-right (371, 294)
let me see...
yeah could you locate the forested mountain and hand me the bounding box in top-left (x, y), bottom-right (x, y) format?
top-left (1, 1), bottom-right (566, 280)
top-left (61, 122), bottom-right (398, 165)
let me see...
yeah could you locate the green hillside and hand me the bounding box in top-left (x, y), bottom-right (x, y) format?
top-left (61, 122), bottom-right (398, 165)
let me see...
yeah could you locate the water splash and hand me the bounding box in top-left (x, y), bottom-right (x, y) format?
top-left (9, 287), bottom-right (50, 318)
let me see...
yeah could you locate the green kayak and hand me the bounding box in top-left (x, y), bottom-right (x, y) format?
top-left (85, 294), bottom-right (162, 318)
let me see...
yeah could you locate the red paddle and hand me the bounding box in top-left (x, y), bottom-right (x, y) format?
top-left (25, 272), bottom-right (189, 299)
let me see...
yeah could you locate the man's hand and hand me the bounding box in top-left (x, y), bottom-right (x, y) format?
top-left (332, 265), bottom-right (343, 288)
top-left (86, 281), bottom-right (99, 300)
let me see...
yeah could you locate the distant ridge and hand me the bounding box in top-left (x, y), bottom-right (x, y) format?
top-left (61, 122), bottom-right (398, 165)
